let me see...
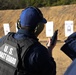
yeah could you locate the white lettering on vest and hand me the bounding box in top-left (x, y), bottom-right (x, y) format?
top-left (4, 45), bottom-right (8, 53)
top-left (9, 48), bottom-right (13, 55)
top-left (0, 51), bottom-right (7, 59)
top-left (0, 51), bottom-right (16, 65)
top-left (6, 55), bottom-right (16, 65)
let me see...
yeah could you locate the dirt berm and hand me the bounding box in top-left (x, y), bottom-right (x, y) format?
top-left (0, 4), bottom-right (76, 41)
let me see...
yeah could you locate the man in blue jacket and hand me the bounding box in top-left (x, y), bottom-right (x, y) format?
top-left (0, 6), bottom-right (56, 75)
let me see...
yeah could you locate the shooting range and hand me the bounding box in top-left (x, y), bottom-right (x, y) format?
top-left (0, 4), bottom-right (76, 75)
top-left (45, 21), bottom-right (53, 37)
top-left (65, 21), bottom-right (74, 37)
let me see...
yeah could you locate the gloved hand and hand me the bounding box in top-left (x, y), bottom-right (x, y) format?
top-left (46, 38), bottom-right (57, 56)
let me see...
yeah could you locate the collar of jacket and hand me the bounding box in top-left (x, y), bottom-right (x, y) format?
top-left (14, 29), bottom-right (38, 40)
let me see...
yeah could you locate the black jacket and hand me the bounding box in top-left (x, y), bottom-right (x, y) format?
top-left (0, 29), bottom-right (56, 75)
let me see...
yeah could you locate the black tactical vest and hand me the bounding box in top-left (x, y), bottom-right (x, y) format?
top-left (0, 32), bottom-right (36, 75)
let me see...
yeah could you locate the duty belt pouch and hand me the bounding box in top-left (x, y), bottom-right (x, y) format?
top-left (0, 39), bottom-right (19, 75)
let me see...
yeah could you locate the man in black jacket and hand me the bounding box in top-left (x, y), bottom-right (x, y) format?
top-left (0, 6), bottom-right (56, 75)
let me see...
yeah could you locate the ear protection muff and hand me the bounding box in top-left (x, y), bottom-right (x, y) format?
top-left (34, 23), bottom-right (44, 37)
top-left (17, 19), bottom-right (21, 29)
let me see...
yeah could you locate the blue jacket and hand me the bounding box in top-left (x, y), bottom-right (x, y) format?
top-left (0, 29), bottom-right (56, 75)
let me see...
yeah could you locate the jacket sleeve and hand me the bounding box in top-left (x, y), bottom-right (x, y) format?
top-left (36, 46), bottom-right (56, 75)
top-left (24, 43), bottom-right (56, 75)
